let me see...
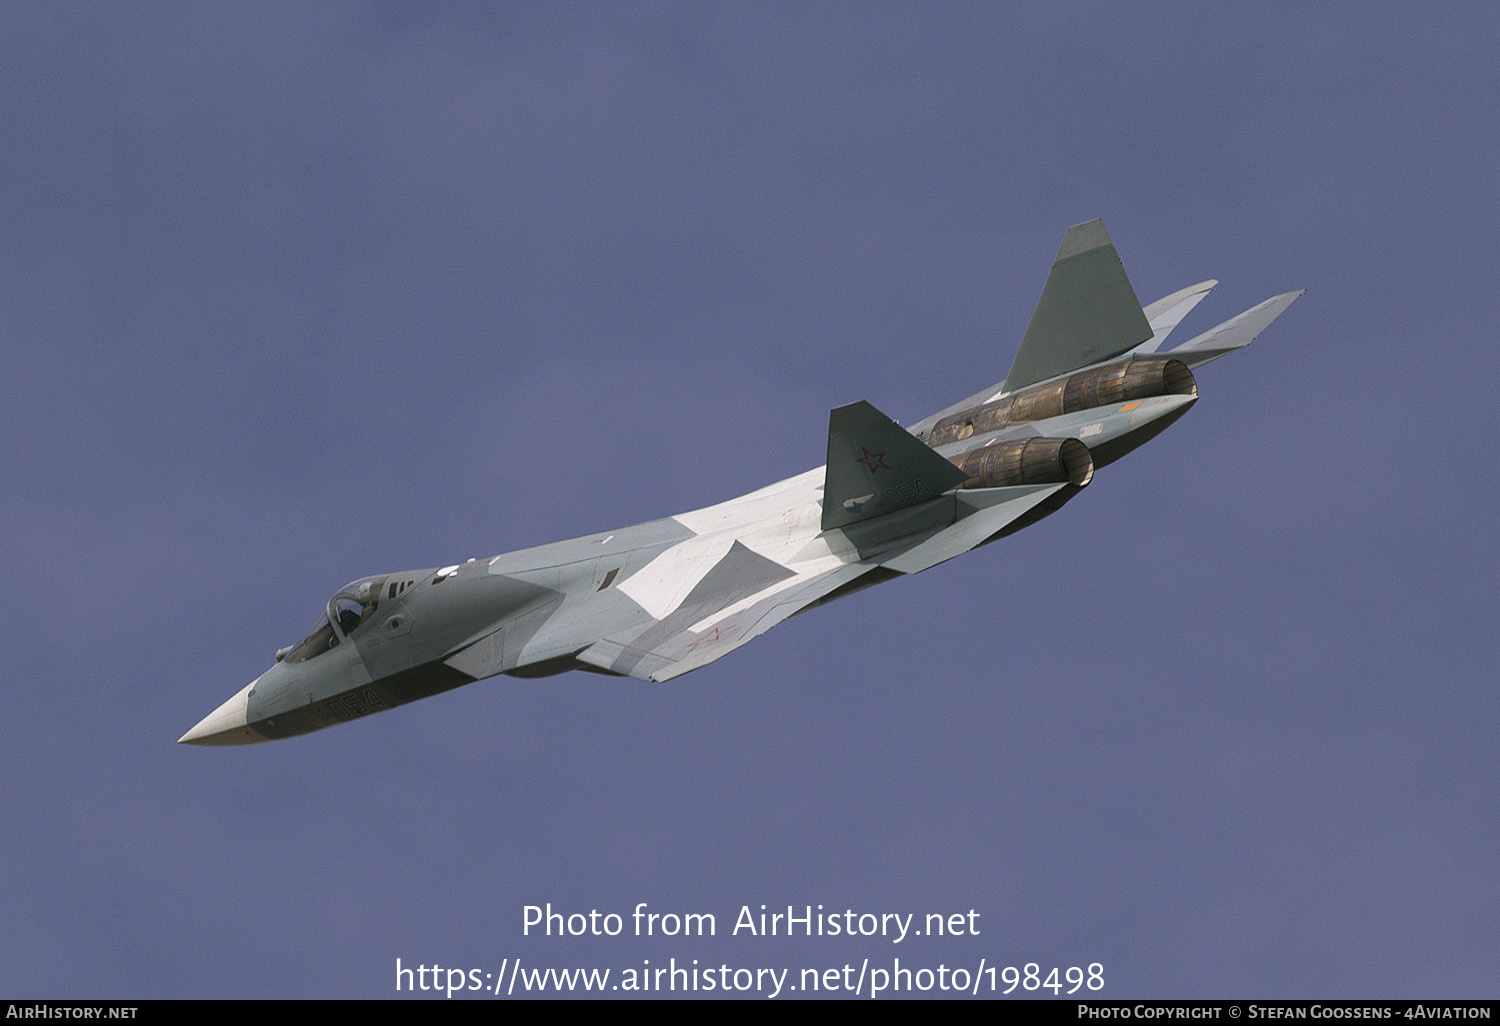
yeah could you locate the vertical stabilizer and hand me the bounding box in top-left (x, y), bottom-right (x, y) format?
top-left (821, 400), bottom-right (969, 532)
top-left (1002, 219), bottom-right (1154, 392)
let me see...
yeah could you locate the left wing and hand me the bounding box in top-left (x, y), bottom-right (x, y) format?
top-left (575, 560), bottom-right (877, 681)
top-left (574, 387), bottom-right (1078, 681)
top-left (572, 481), bottom-right (1067, 681)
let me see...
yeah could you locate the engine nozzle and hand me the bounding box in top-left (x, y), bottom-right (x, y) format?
top-left (950, 437), bottom-right (1094, 490)
top-left (927, 357), bottom-right (1196, 445)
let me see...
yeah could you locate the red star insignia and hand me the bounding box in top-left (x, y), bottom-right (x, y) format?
top-left (857, 446), bottom-right (890, 474)
top-left (685, 627), bottom-right (723, 653)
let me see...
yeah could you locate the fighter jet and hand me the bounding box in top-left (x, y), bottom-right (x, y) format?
top-left (180, 219), bottom-right (1301, 745)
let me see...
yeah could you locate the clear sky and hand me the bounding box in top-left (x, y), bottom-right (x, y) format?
top-left (2, 2), bottom-right (1496, 999)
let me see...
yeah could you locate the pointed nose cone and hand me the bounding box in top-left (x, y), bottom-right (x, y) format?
top-left (179, 680), bottom-right (265, 746)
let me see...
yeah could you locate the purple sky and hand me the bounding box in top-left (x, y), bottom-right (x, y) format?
top-left (3, 2), bottom-right (1496, 999)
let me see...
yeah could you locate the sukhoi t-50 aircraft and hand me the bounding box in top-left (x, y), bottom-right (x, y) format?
top-left (181, 219), bottom-right (1301, 745)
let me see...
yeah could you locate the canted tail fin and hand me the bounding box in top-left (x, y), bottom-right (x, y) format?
top-left (1002, 219), bottom-right (1154, 392)
top-left (821, 400), bottom-right (969, 531)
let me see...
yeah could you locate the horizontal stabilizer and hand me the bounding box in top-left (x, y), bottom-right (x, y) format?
top-left (822, 400), bottom-right (970, 532)
top-left (1168, 290), bottom-right (1304, 369)
top-left (1133, 279), bottom-right (1218, 355)
top-left (1002, 219), bottom-right (1154, 392)
top-left (880, 483), bottom-right (1063, 574)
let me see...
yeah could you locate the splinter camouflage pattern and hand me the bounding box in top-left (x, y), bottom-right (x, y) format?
top-left (181, 220), bottom-right (1302, 745)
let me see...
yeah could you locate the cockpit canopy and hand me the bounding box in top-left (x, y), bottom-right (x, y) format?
top-left (281, 575), bottom-right (387, 664)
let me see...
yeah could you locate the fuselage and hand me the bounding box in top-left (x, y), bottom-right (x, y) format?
top-left (180, 219), bottom-right (1300, 747)
top-left (179, 389), bottom-right (1195, 746)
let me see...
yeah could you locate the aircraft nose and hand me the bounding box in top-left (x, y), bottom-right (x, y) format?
top-left (178, 680), bottom-right (265, 746)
